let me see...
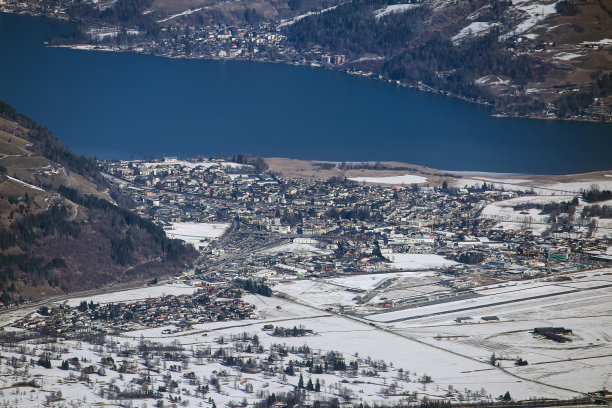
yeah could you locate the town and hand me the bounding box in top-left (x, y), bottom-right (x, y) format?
top-left (99, 156), bottom-right (610, 290)
top-left (1, 155), bottom-right (611, 407)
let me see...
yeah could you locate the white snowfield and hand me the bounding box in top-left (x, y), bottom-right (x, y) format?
top-left (374, 3), bottom-right (421, 19)
top-left (260, 241), bottom-right (332, 255)
top-left (452, 21), bottom-right (498, 43)
top-left (480, 194), bottom-right (576, 220)
top-left (545, 180), bottom-right (612, 192)
top-left (117, 294), bottom-right (581, 402)
top-left (349, 174), bottom-right (427, 184)
top-left (328, 271), bottom-right (437, 289)
top-left (501, 0), bottom-right (559, 39)
top-left (553, 52), bottom-right (584, 61)
top-left (166, 222), bottom-right (231, 247)
top-left (385, 253), bottom-right (457, 270)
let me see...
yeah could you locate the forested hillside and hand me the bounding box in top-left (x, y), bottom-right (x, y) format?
top-left (0, 101), bottom-right (197, 306)
top-left (281, 0), bottom-right (612, 119)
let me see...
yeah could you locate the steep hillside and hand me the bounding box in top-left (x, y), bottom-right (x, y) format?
top-left (0, 102), bottom-right (197, 306)
top-left (281, 0), bottom-right (612, 119)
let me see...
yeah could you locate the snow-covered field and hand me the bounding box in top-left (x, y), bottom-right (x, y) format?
top-left (349, 174), bottom-right (427, 185)
top-left (261, 241), bottom-right (332, 255)
top-left (273, 279), bottom-right (362, 308)
top-left (384, 253), bottom-right (457, 270)
top-left (384, 269), bottom-right (612, 394)
top-left (166, 222), bottom-right (231, 248)
top-left (545, 180), bottom-right (612, 193)
top-left (4, 269), bottom-right (612, 406)
top-left (328, 271), bottom-right (436, 290)
top-left (581, 38), bottom-right (612, 46)
top-left (115, 293), bottom-right (583, 401)
top-left (479, 193), bottom-right (591, 236)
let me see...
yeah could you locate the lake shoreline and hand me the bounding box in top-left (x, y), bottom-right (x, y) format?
top-left (49, 42), bottom-right (612, 125)
top-left (2, 11), bottom-right (612, 175)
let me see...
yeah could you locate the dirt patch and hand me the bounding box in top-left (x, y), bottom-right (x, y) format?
top-left (265, 157), bottom-right (459, 186)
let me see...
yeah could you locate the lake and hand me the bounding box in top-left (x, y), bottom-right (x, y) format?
top-left (0, 12), bottom-right (611, 174)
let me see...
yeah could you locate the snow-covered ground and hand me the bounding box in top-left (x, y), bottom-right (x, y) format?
top-left (553, 51), bottom-right (584, 61)
top-left (544, 180), bottom-right (612, 193)
top-left (260, 241), bottom-right (332, 255)
top-left (501, 0), bottom-right (559, 39)
top-left (384, 253), bottom-right (457, 270)
top-left (374, 3), bottom-right (421, 19)
top-left (349, 174), bottom-right (427, 185)
top-left (5, 269), bottom-right (612, 406)
top-left (116, 293), bottom-right (584, 401)
top-left (452, 22), bottom-right (498, 43)
top-left (273, 279), bottom-right (362, 308)
top-left (166, 222), bottom-right (231, 248)
top-left (328, 271), bottom-right (436, 290)
top-left (383, 269), bottom-right (612, 394)
top-left (581, 38), bottom-right (612, 46)
top-left (480, 194), bottom-right (578, 236)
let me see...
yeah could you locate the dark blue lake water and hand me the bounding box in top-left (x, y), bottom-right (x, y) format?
top-left (0, 12), bottom-right (611, 173)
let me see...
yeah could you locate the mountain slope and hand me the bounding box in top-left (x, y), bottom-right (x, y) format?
top-left (281, 0), bottom-right (612, 119)
top-left (0, 101), bottom-right (197, 306)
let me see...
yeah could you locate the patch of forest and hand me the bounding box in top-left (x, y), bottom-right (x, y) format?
top-left (0, 101), bottom-right (197, 306)
top-left (282, 1), bottom-right (549, 111)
